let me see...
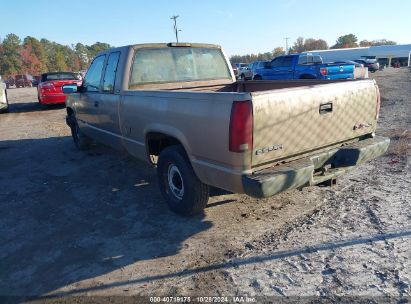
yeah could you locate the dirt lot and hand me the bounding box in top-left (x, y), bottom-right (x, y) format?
top-left (0, 69), bottom-right (410, 302)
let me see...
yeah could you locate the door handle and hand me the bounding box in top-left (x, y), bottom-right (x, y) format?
top-left (319, 103), bottom-right (332, 114)
top-left (94, 101), bottom-right (99, 107)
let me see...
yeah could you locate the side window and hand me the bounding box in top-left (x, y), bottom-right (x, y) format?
top-left (280, 56), bottom-right (294, 67)
top-left (271, 57), bottom-right (283, 68)
top-left (103, 52), bottom-right (120, 93)
top-left (84, 55), bottom-right (106, 92)
top-left (298, 55), bottom-right (308, 65)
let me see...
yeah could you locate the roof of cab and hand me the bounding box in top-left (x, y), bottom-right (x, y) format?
top-left (96, 43), bottom-right (222, 57)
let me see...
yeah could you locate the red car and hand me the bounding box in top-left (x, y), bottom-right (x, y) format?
top-left (38, 72), bottom-right (81, 105)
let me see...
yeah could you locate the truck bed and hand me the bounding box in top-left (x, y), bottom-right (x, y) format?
top-left (161, 79), bottom-right (351, 92)
top-left (152, 79), bottom-right (379, 168)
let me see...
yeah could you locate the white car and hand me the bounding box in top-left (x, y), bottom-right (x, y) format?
top-left (235, 63), bottom-right (253, 80)
top-left (0, 76), bottom-right (9, 113)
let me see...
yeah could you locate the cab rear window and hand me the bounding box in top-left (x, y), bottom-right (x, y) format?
top-left (129, 47), bottom-right (231, 88)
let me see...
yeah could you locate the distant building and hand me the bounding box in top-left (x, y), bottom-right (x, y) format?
top-left (303, 44), bottom-right (411, 67)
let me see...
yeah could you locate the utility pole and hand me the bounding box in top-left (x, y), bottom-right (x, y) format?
top-left (170, 15), bottom-right (180, 43)
top-left (284, 37), bottom-right (290, 54)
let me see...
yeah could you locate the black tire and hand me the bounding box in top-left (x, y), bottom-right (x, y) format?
top-left (253, 75), bottom-right (262, 80)
top-left (300, 74), bottom-right (316, 79)
top-left (240, 74), bottom-right (245, 81)
top-left (157, 145), bottom-right (209, 216)
top-left (68, 115), bottom-right (91, 150)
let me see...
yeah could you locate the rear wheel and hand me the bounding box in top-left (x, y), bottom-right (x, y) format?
top-left (157, 145), bottom-right (209, 216)
top-left (253, 75), bottom-right (262, 80)
top-left (68, 115), bottom-right (91, 150)
top-left (300, 74), bottom-right (316, 79)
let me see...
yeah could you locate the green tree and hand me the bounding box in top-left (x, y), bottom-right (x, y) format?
top-left (87, 42), bottom-right (111, 61)
top-left (359, 40), bottom-right (372, 47)
top-left (40, 38), bottom-right (56, 71)
top-left (291, 37), bottom-right (329, 53)
top-left (272, 47), bottom-right (285, 57)
top-left (331, 34), bottom-right (358, 49)
top-left (74, 43), bottom-right (90, 70)
top-left (360, 39), bottom-right (396, 47)
top-left (0, 33), bottom-right (22, 77)
top-left (304, 38), bottom-right (328, 51)
top-left (370, 39), bottom-right (397, 46)
top-left (52, 50), bottom-right (68, 71)
top-left (291, 37), bottom-right (305, 53)
top-left (23, 36), bottom-right (48, 73)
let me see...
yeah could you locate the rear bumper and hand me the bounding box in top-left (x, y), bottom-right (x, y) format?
top-left (242, 136), bottom-right (390, 198)
top-left (39, 94), bottom-right (66, 104)
top-left (325, 73), bottom-right (354, 80)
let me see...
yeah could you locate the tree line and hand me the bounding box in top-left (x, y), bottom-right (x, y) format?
top-left (231, 34), bottom-right (397, 64)
top-left (0, 33), bottom-right (112, 78)
top-left (0, 32), bottom-right (398, 76)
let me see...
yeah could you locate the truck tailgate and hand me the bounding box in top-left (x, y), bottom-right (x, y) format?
top-left (325, 63), bottom-right (354, 79)
top-left (251, 80), bottom-right (378, 167)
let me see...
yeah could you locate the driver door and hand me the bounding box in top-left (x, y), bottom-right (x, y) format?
top-left (75, 55), bottom-right (106, 139)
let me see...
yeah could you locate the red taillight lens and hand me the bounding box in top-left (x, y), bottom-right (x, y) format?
top-left (41, 82), bottom-right (54, 89)
top-left (229, 100), bottom-right (253, 152)
top-left (320, 68), bottom-right (328, 76)
top-left (375, 85), bottom-right (381, 120)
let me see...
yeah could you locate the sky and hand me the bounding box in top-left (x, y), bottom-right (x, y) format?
top-left (1, 0), bottom-right (411, 56)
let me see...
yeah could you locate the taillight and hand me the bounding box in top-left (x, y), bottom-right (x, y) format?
top-left (375, 85), bottom-right (381, 120)
top-left (229, 100), bottom-right (253, 152)
top-left (320, 68), bottom-right (328, 76)
top-left (41, 82), bottom-right (54, 89)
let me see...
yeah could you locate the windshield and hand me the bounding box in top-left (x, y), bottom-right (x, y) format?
top-left (129, 47), bottom-right (231, 87)
top-left (41, 73), bottom-right (77, 82)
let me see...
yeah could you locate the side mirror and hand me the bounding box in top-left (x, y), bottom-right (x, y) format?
top-left (62, 84), bottom-right (79, 94)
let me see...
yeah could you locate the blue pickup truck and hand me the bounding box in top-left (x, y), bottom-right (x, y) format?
top-left (252, 53), bottom-right (354, 80)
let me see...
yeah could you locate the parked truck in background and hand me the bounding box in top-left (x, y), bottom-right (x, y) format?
top-left (233, 63), bottom-right (250, 79)
top-left (253, 53), bottom-right (354, 80)
top-left (15, 74), bottom-right (33, 88)
top-left (63, 43), bottom-right (389, 216)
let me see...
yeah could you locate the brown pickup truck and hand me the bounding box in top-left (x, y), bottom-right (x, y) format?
top-left (63, 43), bottom-right (389, 215)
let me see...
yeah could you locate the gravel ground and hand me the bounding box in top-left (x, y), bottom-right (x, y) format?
top-left (0, 68), bottom-right (409, 302)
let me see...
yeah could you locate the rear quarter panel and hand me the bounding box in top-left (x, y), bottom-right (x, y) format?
top-left (119, 90), bottom-right (253, 191)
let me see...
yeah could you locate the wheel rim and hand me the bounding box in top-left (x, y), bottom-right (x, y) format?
top-left (167, 164), bottom-right (184, 200)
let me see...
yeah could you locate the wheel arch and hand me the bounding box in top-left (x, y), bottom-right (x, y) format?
top-left (145, 130), bottom-right (191, 165)
top-left (66, 107), bottom-right (75, 116)
top-left (299, 74), bottom-right (316, 79)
